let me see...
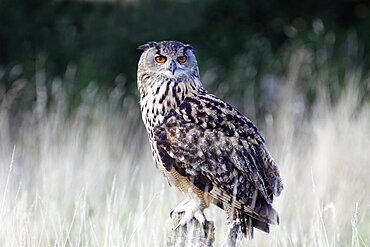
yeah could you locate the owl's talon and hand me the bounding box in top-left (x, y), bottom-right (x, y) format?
top-left (194, 210), bottom-right (206, 225)
top-left (170, 197), bottom-right (190, 220)
top-left (174, 223), bottom-right (181, 230)
top-left (171, 198), bottom-right (206, 228)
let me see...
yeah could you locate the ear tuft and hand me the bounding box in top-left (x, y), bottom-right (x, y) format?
top-left (184, 44), bottom-right (195, 53)
top-left (137, 41), bottom-right (158, 51)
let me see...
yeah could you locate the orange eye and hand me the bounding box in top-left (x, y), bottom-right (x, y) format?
top-left (177, 55), bottom-right (187, 63)
top-left (155, 55), bottom-right (167, 63)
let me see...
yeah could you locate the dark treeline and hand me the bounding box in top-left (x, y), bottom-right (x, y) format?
top-left (0, 0), bottom-right (369, 106)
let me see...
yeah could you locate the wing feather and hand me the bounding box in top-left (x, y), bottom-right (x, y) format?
top-left (153, 94), bottom-right (283, 223)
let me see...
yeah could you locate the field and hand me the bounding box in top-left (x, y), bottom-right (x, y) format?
top-left (0, 49), bottom-right (369, 246)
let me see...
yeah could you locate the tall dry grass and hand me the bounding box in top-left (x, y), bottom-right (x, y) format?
top-left (0, 49), bottom-right (369, 246)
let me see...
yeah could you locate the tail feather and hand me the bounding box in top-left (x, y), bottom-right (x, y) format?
top-left (240, 214), bottom-right (270, 239)
top-left (222, 198), bottom-right (279, 240)
top-left (226, 208), bottom-right (277, 240)
top-left (252, 218), bottom-right (270, 233)
top-left (212, 187), bottom-right (279, 225)
top-left (253, 191), bottom-right (280, 224)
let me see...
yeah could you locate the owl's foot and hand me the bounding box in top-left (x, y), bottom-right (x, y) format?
top-left (170, 198), bottom-right (206, 229)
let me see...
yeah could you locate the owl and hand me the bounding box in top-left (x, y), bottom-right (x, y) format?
top-left (137, 41), bottom-right (283, 242)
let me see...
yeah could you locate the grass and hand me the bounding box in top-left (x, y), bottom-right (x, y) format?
top-left (0, 49), bottom-right (369, 246)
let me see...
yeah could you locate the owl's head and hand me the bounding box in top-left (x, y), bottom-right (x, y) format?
top-left (137, 41), bottom-right (200, 82)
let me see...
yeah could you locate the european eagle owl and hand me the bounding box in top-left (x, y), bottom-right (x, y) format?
top-left (137, 40), bottom-right (283, 242)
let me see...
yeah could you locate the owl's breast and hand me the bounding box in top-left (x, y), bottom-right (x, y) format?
top-left (139, 78), bottom-right (197, 136)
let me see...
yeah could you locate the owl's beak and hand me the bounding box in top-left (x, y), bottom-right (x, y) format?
top-left (170, 61), bottom-right (177, 75)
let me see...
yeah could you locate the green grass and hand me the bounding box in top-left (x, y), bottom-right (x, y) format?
top-left (0, 49), bottom-right (369, 246)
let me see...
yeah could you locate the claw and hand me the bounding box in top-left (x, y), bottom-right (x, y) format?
top-left (170, 197), bottom-right (189, 220)
top-left (193, 210), bottom-right (206, 225)
top-left (171, 198), bottom-right (206, 228)
top-left (174, 223), bottom-right (181, 230)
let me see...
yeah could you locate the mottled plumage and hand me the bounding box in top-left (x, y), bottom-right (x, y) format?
top-left (137, 41), bottom-right (283, 240)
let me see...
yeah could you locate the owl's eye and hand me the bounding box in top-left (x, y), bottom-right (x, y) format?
top-left (155, 55), bottom-right (167, 63)
top-left (177, 56), bottom-right (187, 63)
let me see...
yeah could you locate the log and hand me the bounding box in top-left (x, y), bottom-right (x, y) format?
top-left (167, 213), bottom-right (215, 247)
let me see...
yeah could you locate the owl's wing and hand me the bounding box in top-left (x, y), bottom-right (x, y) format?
top-left (153, 94), bottom-right (283, 223)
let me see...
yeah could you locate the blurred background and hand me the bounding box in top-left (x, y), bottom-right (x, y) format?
top-left (0, 0), bottom-right (369, 246)
top-left (1, 0), bottom-right (369, 114)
